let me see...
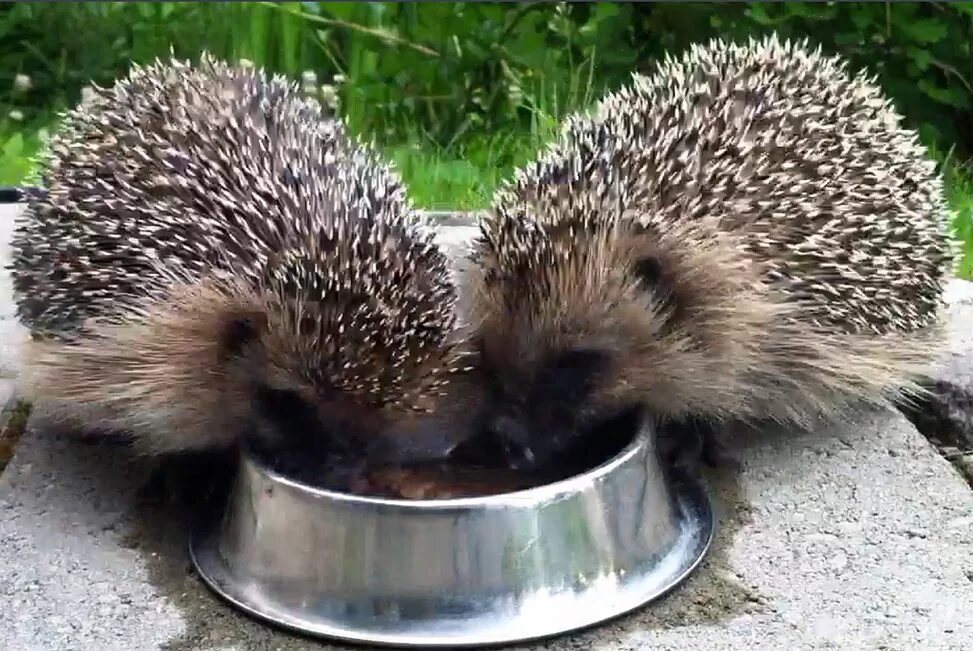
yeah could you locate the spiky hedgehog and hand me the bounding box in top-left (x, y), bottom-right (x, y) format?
top-left (461, 34), bottom-right (956, 470)
top-left (9, 53), bottom-right (463, 471)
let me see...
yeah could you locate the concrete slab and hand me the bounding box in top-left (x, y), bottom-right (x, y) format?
top-left (2, 204), bottom-right (972, 650)
top-left (0, 203), bottom-right (28, 383)
top-left (3, 408), bottom-right (971, 650)
top-left (942, 277), bottom-right (973, 368)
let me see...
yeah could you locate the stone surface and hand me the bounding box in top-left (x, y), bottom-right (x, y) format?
top-left (2, 205), bottom-right (972, 650)
top-left (430, 216), bottom-right (480, 328)
top-left (0, 203), bottom-right (27, 387)
top-left (3, 406), bottom-right (971, 651)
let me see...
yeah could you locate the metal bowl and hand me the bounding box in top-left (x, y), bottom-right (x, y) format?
top-left (189, 416), bottom-right (714, 647)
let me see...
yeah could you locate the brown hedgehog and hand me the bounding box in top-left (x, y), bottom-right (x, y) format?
top-left (461, 34), bottom-right (956, 471)
top-left (9, 54), bottom-right (463, 481)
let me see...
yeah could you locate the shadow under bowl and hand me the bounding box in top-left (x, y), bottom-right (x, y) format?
top-left (189, 415), bottom-right (715, 647)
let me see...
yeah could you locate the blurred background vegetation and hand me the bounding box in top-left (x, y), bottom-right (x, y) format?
top-left (0, 1), bottom-right (969, 276)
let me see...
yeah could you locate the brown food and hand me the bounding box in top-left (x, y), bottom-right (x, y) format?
top-left (350, 464), bottom-right (549, 499)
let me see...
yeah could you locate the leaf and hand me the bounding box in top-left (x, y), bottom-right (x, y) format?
top-left (2, 132), bottom-right (24, 159)
top-left (952, 3), bottom-right (973, 18)
top-left (906, 45), bottom-right (931, 72)
top-left (834, 31), bottom-right (863, 47)
top-left (901, 18), bottom-right (948, 44)
top-left (849, 5), bottom-right (874, 31)
top-left (918, 79), bottom-right (970, 109)
top-left (320, 2), bottom-right (359, 22)
top-left (588, 2), bottom-right (620, 23)
top-left (918, 122), bottom-right (942, 148)
top-left (784, 2), bottom-right (837, 21)
top-left (744, 3), bottom-right (773, 26)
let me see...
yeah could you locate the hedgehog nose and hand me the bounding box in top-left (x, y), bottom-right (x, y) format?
top-left (489, 416), bottom-right (536, 470)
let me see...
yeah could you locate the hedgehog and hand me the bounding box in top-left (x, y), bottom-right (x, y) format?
top-left (460, 34), bottom-right (956, 472)
top-left (9, 53), bottom-right (465, 480)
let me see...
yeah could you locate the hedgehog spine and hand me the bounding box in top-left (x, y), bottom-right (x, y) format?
top-left (462, 33), bottom-right (954, 470)
top-left (10, 53), bottom-right (461, 461)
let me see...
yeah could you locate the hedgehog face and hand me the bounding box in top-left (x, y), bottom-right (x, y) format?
top-left (465, 319), bottom-right (661, 472)
top-left (217, 303), bottom-right (459, 482)
top-left (454, 343), bottom-right (631, 471)
top-left (465, 213), bottom-right (755, 472)
top-left (463, 218), bottom-right (653, 470)
top-left (215, 233), bottom-right (460, 479)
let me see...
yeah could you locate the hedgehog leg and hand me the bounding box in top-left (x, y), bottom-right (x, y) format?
top-left (698, 422), bottom-right (742, 470)
top-left (655, 417), bottom-right (705, 474)
top-left (657, 416), bottom-right (741, 476)
top-left (138, 447), bottom-right (239, 508)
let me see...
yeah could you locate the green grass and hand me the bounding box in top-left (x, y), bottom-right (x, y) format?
top-left (0, 44), bottom-right (590, 210)
top-left (388, 144), bottom-right (496, 211)
top-left (0, 124), bottom-right (45, 186)
top-left (941, 160), bottom-right (973, 280)
top-left (384, 133), bottom-right (523, 211)
top-left (385, 130), bottom-right (554, 211)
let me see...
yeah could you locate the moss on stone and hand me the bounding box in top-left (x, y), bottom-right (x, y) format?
top-left (0, 399), bottom-right (32, 472)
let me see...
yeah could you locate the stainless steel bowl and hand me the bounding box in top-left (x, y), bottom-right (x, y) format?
top-left (189, 417), bottom-right (714, 647)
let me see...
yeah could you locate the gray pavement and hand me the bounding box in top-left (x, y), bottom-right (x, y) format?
top-left (0, 202), bottom-right (26, 403)
top-left (1, 203), bottom-right (972, 650)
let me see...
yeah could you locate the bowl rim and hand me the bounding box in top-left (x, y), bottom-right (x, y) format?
top-left (239, 415), bottom-right (656, 510)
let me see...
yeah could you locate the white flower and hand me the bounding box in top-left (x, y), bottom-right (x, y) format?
top-left (8, 109), bottom-right (23, 122)
top-left (319, 84), bottom-right (337, 108)
top-left (13, 74), bottom-right (31, 93)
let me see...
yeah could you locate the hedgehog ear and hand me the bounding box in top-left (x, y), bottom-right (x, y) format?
top-left (633, 256), bottom-right (663, 291)
top-left (218, 310), bottom-right (268, 362)
top-left (632, 255), bottom-right (678, 317)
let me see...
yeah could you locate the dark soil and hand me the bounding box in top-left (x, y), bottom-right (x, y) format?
top-left (898, 380), bottom-right (973, 488)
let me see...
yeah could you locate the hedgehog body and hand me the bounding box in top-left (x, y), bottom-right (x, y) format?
top-left (10, 54), bottom-right (461, 471)
top-left (465, 34), bottom-right (955, 470)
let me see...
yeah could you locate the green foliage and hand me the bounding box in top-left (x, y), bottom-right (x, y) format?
top-left (0, 1), bottom-right (970, 273)
top-left (733, 2), bottom-right (973, 159)
top-left (0, 120), bottom-right (47, 185)
top-left (941, 157), bottom-right (973, 280)
top-left (1, 2), bottom-right (972, 155)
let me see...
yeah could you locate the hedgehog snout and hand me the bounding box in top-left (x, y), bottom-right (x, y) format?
top-left (364, 418), bottom-right (470, 467)
top-left (486, 414), bottom-right (537, 470)
top-left (444, 408), bottom-right (540, 471)
top-left (243, 384), bottom-right (376, 473)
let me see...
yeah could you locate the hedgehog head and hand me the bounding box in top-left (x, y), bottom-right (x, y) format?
top-left (218, 217), bottom-right (461, 469)
top-left (464, 203), bottom-right (763, 471)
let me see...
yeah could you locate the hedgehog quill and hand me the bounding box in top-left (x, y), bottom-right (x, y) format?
top-left (462, 34), bottom-right (956, 472)
top-left (9, 54), bottom-right (468, 483)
